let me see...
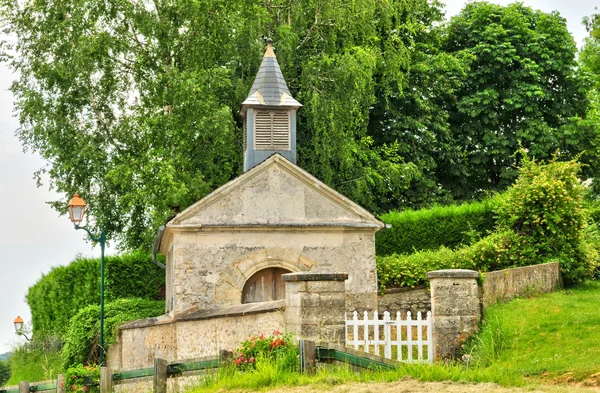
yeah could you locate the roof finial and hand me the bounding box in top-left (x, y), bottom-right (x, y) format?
top-left (264, 38), bottom-right (275, 57)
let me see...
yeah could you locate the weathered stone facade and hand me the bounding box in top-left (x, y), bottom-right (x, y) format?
top-left (160, 155), bottom-right (383, 317)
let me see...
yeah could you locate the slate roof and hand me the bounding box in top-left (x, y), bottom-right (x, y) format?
top-left (242, 40), bottom-right (301, 108)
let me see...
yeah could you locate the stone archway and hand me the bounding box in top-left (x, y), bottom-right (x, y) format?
top-left (214, 247), bottom-right (314, 306)
top-left (242, 267), bottom-right (291, 303)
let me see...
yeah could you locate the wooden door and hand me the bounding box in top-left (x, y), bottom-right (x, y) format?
top-left (242, 268), bottom-right (290, 303)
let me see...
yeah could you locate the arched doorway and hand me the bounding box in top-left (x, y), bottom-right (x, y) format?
top-left (242, 267), bottom-right (291, 303)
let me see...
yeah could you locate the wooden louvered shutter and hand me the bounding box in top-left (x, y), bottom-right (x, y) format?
top-left (255, 111), bottom-right (272, 149)
top-left (272, 112), bottom-right (290, 150)
top-left (254, 110), bottom-right (290, 150)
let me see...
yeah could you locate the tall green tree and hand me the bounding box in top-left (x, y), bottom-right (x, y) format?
top-left (1, 0), bottom-right (445, 248)
top-left (442, 2), bottom-right (598, 199)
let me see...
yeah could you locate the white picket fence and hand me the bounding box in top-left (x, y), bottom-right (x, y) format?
top-left (345, 311), bottom-right (433, 364)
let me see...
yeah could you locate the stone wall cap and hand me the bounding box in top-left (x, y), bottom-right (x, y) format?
top-left (282, 272), bottom-right (348, 282)
top-left (177, 299), bottom-right (286, 322)
top-left (426, 269), bottom-right (479, 279)
top-left (119, 313), bottom-right (174, 330)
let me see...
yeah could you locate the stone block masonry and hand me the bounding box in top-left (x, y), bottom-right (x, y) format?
top-left (283, 272), bottom-right (348, 344)
top-left (481, 262), bottom-right (560, 308)
top-left (426, 269), bottom-right (480, 360)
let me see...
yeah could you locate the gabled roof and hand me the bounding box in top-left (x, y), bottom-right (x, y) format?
top-left (241, 40), bottom-right (301, 109)
top-left (164, 154), bottom-right (384, 236)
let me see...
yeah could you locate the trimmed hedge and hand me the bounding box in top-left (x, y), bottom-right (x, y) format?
top-left (376, 199), bottom-right (498, 256)
top-left (377, 230), bottom-right (520, 291)
top-left (61, 298), bottom-right (164, 368)
top-left (377, 157), bottom-right (598, 291)
top-left (26, 250), bottom-right (165, 338)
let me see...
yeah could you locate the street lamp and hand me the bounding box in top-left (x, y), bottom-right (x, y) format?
top-left (67, 193), bottom-right (106, 366)
top-left (13, 316), bottom-right (30, 341)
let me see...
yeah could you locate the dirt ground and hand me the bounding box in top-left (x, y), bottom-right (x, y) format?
top-left (255, 380), bottom-right (600, 393)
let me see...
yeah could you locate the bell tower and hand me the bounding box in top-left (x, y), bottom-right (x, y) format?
top-left (241, 39), bottom-right (301, 172)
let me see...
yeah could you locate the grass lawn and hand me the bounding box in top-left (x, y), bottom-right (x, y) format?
top-left (187, 280), bottom-right (600, 392)
top-left (470, 280), bottom-right (600, 384)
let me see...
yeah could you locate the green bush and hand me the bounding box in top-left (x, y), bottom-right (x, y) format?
top-left (377, 230), bottom-right (520, 291)
top-left (61, 298), bottom-right (164, 368)
top-left (376, 199), bottom-right (498, 256)
top-left (377, 156), bottom-right (598, 290)
top-left (377, 247), bottom-right (460, 291)
top-left (27, 250), bottom-right (165, 338)
top-left (497, 155), bottom-right (595, 284)
top-left (6, 345), bottom-right (62, 386)
top-left (0, 360), bottom-right (10, 387)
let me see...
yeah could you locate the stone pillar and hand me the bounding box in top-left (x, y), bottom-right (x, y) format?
top-left (426, 269), bottom-right (480, 360)
top-left (283, 273), bottom-right (348, 344)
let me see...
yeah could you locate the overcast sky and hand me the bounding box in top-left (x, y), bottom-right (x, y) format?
top-left (0, 0), bottom-right (596, 354)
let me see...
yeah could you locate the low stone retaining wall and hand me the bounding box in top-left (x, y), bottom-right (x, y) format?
top-left (377, 262), bottom-right (561, 313)
top-left (377, 285), bottom-right (431, 315)
top-left (481, 262), bottom-right (560, 308)
top-left (108, 301), bottom-right (286, 372)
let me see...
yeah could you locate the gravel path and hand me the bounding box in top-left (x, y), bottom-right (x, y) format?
top-left (255, 380), bottom-right (600, 393)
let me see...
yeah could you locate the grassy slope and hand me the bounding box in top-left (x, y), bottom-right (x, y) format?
top-left (189, 280), bottom-right (600, 392)
top-left (473, 280), bottom-right (600, 383)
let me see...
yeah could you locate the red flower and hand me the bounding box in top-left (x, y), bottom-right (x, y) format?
top-left (83, 387), bottom-right (88, 391)
top-left (273, 330), bottom-right (281, 336)
top-left (249, 357), bottom-right (255, 363)
top-left (71, 376), bottom-right (76, 380)
top-left (71, 385), bottom-right (76, 390)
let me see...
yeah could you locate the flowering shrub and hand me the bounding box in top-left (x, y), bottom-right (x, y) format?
top-left (234, 330), bottom-right (298, 372)
top-left (64, 364), bottom-right (100, 392)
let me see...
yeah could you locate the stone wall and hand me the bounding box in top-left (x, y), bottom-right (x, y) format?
top-left (107, 302), bottom-right (285, 372)
top-left (377, 286), bottom-right (431, 315)
top-left (481, 262), bottom-right (560, 308)
top-left (427, 270), bottom-right (480, 360)
top-left (377, 262), bottom-right (562, 315)
top-left (283, 273), bottom-right (347, 343)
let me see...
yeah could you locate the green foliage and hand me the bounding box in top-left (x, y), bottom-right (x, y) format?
top-left (64, 364), bottom-right (100, 393)
top-left (442, 2), bottom-right (597, 198)
top-left (376, 199), bottom-right (498, 256)
top-left (234, 331), bottom-right (297, 372)
top-left (26, 251), bottom-right (164, 338)
top-left (61, 298), bottom-right (163, 368)
top-left (6, 344), bottom-right (62, 386)
top-left (377, 156), bottom-right (597, 290)
top-left (497, 155), bottom-right (596, 283)
top-left (377, 247), bottom-right (459, 291)
top-left (0, 0), bottom-right (449, 249)
top-left (0, 360), bottom-right (10, 387)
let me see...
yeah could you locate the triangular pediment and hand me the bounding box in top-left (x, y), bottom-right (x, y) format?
top-left (169, 155), bottom-right (383, 229)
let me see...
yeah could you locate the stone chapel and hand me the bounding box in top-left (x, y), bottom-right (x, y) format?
top-left (155, 40), bottom-right (383, 317)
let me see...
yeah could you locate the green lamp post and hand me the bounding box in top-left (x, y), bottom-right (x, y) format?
top-left (67, 193), bottom-right (106, 366)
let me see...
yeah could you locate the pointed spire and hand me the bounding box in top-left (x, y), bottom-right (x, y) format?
top-left (242, 39), bottom-right (301, 108)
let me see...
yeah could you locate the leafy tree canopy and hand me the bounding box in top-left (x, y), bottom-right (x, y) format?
top-left (0, 0), bottom-right (445, 248)
top-left (1, 0), bottom-right (596, 249)
top-left (442, 2), bottom-right (598, 198)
